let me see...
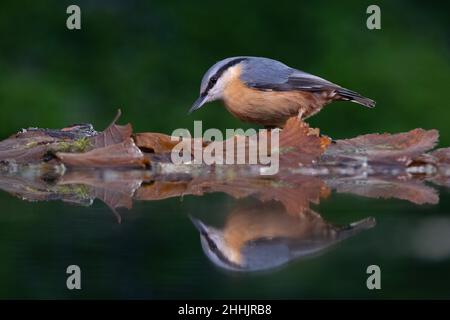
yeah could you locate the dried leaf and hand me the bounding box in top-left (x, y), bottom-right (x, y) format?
top-left (134, 181), bottom-right (190, 200)
top-left (326, 128), bottom-right (439, 162)
top-left (59, 170), bottom-right (143, 222)
top-left (57, 139), bottom-right (145, 168)
top-left (426, 148), bottom-right (450, 188)
top-left (328, 177), bottom-right (439, 205)
top-left (16, 124), bottom-right (96, 140)
top-left (430, 148), bottom-right (450, 165)
top-left (88, 110), bottom-right (133, 149)
top-left (134, 173), bottom-right (330, 216)
top-left (0, 126), bottom-right (94, 163)
top-left (134, 117), bottom-right (329, 168)
top-left (135, 132), bottom-right (209, 163)
top-left (0, 141), bottom-right (54, 163)
top-left (279, 117), bottom-right (331, 166)
top-left (0, 111), bottom-right (131, 164)
top-left (134, 133), bottom-right (181, 153)
top-left (0, 172), bottom-right (92, 205)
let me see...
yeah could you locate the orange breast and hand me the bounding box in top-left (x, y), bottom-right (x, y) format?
top-left (223, 203), bottom-right (331, 259)
top-left (223, 77), bottom-right (329, 127)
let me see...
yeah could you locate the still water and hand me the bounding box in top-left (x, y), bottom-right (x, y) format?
top-left (0, 167), bottom-right (449, 299)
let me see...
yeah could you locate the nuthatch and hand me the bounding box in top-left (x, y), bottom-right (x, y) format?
top-left (190, 56), bottom-right (375, 127)
top-left (190, 201), bottom-right (375, 272)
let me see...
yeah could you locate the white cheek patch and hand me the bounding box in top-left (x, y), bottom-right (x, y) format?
top-left (207, 65), bottom-right (241, 101)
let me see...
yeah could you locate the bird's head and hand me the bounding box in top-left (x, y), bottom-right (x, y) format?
top-left (189, 57), bottom-right (247, 113)
top-left (190, 211), bottom-right (376, 273)
top-left (189, 216), bottom-right (244, 271)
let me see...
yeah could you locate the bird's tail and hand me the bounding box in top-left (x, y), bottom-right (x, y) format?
top-left (335, 87), bottom-right (376, 108)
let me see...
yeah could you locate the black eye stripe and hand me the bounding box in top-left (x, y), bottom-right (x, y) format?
top-left (202, 57), bottom-right (247, 96)
top-left (201, 232), bottom-right (241, 269)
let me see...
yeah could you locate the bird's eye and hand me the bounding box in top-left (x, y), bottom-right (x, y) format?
top-left (210, 77), bottom-right (218, 84)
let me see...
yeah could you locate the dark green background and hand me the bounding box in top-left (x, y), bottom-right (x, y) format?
top-left (0, 0), bottom-right (449, 299)
top-left (0, 1), bottom-right (449, 141)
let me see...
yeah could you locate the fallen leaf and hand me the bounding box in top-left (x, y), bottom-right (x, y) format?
top-left (88, 110), bottom-right (133, 149)
top-left (134, 133), bottom-right (181, 154)
top-left (430, 148), bottom-right (450, 165)
top-left (134, 117), bottom-right (329, 168)
top-left (326, 128), bottom-right (439, 163)
top-left (59, 170), bottom-right (143, 223)
top-left (327, 176), bottom-right (439, 205)
top-left (57, 138), bottom-right (145, 168)
top-left (134, 181), bottom-right (190, 200)
top-left (279, 117), bottom-right (331, 166)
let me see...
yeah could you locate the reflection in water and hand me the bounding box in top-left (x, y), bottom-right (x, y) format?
top-left (0, 164), bottom-right (446, 272)
top-left (191, 200), bottom-right (375, 272)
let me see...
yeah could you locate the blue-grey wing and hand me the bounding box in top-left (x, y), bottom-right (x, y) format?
top-left (241, 57), bottom-right (338, 92)
top-left (240, 57), bottom-right (292, 86)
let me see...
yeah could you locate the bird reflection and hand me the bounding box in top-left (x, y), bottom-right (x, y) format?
top-left (190, 200), bottom-right (375, 272)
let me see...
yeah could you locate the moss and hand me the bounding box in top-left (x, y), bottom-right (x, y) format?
top-left (56, 184), bottom-right (91, 198)
top-left (52, 137), bottom-right (92, 153)
top-left (24, 141), bottom-right (39, 149)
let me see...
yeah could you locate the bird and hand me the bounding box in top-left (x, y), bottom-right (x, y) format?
top-left (190, 201), bottom-right (375, 272)
top-left (190, 56), bottom-right (375, 128)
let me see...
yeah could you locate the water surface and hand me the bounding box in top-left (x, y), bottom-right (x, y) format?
top-left (0, 168), bottom-right (449, 299)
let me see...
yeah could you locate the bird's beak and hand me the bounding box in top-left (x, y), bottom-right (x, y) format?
top-left (189, 215), bottom-right (208, 234)
top-left (189, 96), bottom-right (207, 114)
